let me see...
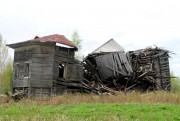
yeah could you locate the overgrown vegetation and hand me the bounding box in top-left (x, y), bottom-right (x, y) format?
top-left (171, 72), bottom-right (180, 93)
top-left (1, 91), bottom-right (180, 105)
top-left (0, 34), bottom-right (13, 94)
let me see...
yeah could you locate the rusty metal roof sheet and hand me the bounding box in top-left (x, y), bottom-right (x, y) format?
top-left (92, 39), bottom-right (125, 53)
top-left (32, 34), bottom-right (76, 48)
top-left (7, 34), bottom-right (77, 50)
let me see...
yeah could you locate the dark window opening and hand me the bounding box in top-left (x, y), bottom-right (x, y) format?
top-left (15, 64), bottom-right (19, 79)
top-left (25, 63), bottom-right (29, 77)
top-left (59, 64), bottom-right (64, 78)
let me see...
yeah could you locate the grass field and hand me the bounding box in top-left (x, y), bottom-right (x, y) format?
top-left (0, 103), bottom-right (180, 121)
top-left (0, 91), bottom-right (180, 121)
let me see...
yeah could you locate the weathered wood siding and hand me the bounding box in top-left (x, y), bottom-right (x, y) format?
top-left (53, 46), bottom-right (75, 79)
top-left (30, 44), bottom-right (55, 88)
top-left (95, 53), bottom-right (132, 81)
top-left (52, 46), bottom-right (83, 95)
top-left (13, 78), bottom-right (29, 87)
top-left (153, 54), bottom-right (171, 90)
top-left (13, 46), bottom-right (34, 88)
top-left (13, 43), bottom-right (83, 97)
top-left (13, 44), bottom-right (55, 97)
top-left (64, 64), bottom-right (83, 80)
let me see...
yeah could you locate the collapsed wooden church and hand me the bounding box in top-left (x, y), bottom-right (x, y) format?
top-left (7, 34), bottom-right (171, 97)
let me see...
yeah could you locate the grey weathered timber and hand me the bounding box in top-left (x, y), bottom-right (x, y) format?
top-left (7, 34), bottom-right (83, 97)
top-left (83, 47), bottom-right (171, 93)
top-left (7, 36), bottom-right (172, 97)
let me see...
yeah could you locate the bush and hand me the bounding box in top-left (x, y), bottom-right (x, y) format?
top-left (171, 72), bottom-right (180, 93)
top-left (1, 61), bottom-right (13, 93)
top-left (0, 34), bottom-right (13, 94)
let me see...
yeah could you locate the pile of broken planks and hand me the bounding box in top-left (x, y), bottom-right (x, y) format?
top-left (82, 47), bottom-right (171, 94)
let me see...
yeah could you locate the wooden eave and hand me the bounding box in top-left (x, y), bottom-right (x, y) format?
top-left (7, 40), bottom-right (56, 49)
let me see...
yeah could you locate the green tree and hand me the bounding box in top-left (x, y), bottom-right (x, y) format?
top-left (71, 30), bottom-right (83, 60)
top-left (0, 34), bottom-right (13, 93)
top-left (171, 71), bottom-right (180, 93)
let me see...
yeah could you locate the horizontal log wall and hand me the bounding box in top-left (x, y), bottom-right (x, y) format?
top-left (13, 78), bottom-right (29, 87)
top-left (53, 46), bottom-right (76, 80)
top-left (53, 46), bottom-right (83, 95)
top-left (64, 64), bottom-right (83, 80)
top-left (13, 44), bottom-right (83, 97)
top-left (30, 45), bottom-right (54, 88)
top-left (30, 87), bottom-right (52, 98)
top-left (13, 44), bottom-right (55, 97)
top-left (13, 46), bottom-right (34, 88)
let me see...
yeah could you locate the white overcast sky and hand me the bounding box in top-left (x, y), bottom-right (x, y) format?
top-left (0, 0), bottom-right (180, 76)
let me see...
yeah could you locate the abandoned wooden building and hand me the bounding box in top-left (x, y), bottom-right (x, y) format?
top-left (7, 34), bottom-right (83, 97)
top-left (7, 35), bottom-right (172, 97)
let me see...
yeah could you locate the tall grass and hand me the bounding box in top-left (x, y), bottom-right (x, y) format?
top-left (1, 91), bottom-right (180, 106)
top-left (33, 91), bottom-right (180, 105)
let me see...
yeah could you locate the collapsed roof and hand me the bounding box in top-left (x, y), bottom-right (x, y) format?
top-left (82, 39), bottom-right (171, 93)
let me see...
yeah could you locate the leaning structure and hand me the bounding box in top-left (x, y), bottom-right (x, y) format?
top-left (83, 39), bottom-right (171, 92)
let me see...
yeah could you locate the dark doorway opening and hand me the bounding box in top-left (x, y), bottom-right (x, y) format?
top-left (59, 64), bottom-right (64, 78)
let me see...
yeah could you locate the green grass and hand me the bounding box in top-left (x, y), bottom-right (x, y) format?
top-left (0, 103), bottom-right (180, 121)
top-left (0, 92), bottom-right (180, 121)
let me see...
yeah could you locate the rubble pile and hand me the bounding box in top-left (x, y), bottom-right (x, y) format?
top-left (82, 47), bottom-right (171, 94)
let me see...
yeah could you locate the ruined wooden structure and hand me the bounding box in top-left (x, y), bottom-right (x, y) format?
top-left (83, 39), bottom-right (171, 93)
top-left (7, 34), bottom-right (83, 97)
top-left (7, 36), bottom-right (171, 97)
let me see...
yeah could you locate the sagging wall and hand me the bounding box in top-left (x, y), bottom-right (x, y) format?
top-left (95, 52), bottom-right (133, 81)
top-left (128, 48), bottom-right (171, 90)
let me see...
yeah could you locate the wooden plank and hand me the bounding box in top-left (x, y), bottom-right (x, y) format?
top-left (54, 56), bottom-right (76, 63)
top-left (13, 78), bottom-right (29, 87)
top-left (106, 65), bottom-right (128, 76)
top-left (64, 64), bottom-right (83, 80)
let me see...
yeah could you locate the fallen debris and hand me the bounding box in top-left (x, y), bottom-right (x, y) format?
top-left (82, 47), bottom-right (171, 94)
top-left (12, 90), bottom-right (27, 100)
